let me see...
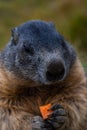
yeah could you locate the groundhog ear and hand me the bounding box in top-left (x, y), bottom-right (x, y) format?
top-left (11, 27), bottom-right (19, 45)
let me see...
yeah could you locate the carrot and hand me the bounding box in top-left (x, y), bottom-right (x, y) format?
top-left (39, 104), bottom-right (52, 119)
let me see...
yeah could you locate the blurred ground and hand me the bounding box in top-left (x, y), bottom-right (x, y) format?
top-left (0, 0), bottom-right (87, 71)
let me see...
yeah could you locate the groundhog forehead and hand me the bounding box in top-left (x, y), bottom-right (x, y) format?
top-left (13, 20), bottom-right (65, 50)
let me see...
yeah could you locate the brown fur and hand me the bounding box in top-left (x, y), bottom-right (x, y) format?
top-left (0, 58), bottom-right (87, 130)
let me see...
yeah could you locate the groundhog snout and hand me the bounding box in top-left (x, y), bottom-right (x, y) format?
top-left (46, 60), bottom-right (65, 81)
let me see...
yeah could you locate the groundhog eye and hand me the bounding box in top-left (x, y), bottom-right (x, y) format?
top-left (23, 44), bottom-right (34, 55)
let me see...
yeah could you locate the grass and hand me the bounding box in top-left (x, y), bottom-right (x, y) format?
top-left (84, 65), bottom-right (87, 73)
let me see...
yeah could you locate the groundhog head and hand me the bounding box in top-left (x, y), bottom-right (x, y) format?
top-left (3, 20), bottom-right (76, 86)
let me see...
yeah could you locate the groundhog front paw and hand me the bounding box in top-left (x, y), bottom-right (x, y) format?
top-left (47, 104), bottom-right (67, 129)
top-left (32, 116), bottom-right (53, 130)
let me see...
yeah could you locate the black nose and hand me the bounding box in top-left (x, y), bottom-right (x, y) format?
top-left (46, 61), bottom-right (65, 81)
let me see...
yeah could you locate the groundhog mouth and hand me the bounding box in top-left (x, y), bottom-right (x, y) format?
top-left (28, 77), bottom-right (65, 88)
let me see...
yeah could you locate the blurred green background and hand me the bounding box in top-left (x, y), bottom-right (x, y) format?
top-left (0, 0), bottom-right (87, 71)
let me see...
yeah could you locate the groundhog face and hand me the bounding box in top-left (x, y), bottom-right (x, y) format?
top-left (4, 20), bottom-right (76, 85)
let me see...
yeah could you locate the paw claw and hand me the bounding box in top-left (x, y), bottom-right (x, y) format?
top-left (48, 108), bottom-right (66, 118)
top-left (50, 104), bottom-right (63, 110)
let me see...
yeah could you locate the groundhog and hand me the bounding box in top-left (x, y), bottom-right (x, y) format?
top-left (0, 20), bottom-right (87, 130)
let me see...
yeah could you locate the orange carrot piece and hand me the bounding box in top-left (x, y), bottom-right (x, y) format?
top-left (39, 104), bottom-right (52, 119)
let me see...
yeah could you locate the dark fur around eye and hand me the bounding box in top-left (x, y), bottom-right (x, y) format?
top-left (23, 43), bottom-right (34, 55)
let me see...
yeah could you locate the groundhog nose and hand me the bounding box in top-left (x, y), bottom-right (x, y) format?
top-left (46, 61), bottom-right (65, 81)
